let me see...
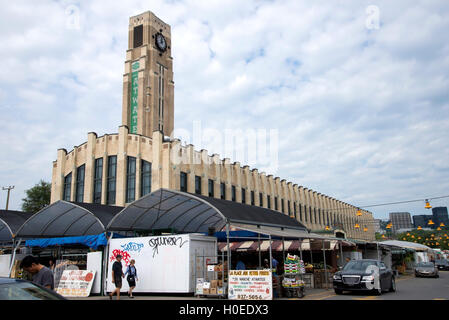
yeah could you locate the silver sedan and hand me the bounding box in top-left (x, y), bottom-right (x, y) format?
top-left (414, 262), bottom-right (439, 278)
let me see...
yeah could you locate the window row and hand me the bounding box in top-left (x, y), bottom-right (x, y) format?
top-left (63, 156), bottom-right (152, 205)
top-left (178, 172), bottom-right (365, 229)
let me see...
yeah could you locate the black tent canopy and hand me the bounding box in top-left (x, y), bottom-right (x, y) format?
top-left (107, 188), bottom-right (308, 234)
top-left (0, 210), bottom-right (34, 242)
top-left (14, 201), bottom-right (124, 239)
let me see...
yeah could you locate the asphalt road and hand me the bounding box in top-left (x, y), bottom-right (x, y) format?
top-left (302, 271), bottom-right (449, 300)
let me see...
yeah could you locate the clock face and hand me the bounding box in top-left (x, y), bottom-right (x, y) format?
top-left (155, 33), bottom-right (167, 52)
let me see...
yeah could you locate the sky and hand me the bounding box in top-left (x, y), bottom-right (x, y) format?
top-left (0, 0), bottom-right (448, 220)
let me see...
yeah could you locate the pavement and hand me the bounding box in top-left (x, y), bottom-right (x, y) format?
top-left (70, 271), bottom-right (449, 301)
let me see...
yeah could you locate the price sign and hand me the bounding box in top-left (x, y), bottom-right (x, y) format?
top-left (228, 269), bottom-right (272, 300)
top-left (56, 270), bottom-right (96, 297)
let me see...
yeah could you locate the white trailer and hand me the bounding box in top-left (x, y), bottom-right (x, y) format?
top-left (106, 233), bottom-right (216, 293)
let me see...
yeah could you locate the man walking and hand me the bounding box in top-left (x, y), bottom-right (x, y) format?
top-left (20, 255), bottom-right (54, 290)
top-left (110, 254), bottom-right (125, 300)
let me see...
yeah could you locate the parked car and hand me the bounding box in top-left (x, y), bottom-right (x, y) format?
top-left (333, 259), bottom-right (396, 295)
top-left (0, 277), bottom-right (66, 300)
top-left (434, 259), bottom-right (449, 271)
top-left (414, 262), bottom-right (439, 278)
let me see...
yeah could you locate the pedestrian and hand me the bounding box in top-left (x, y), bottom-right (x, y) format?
top-left (20, 255), bottom-right (55, 290)
top-left (124, 259), bottom-right (138, 298)
top-left (109, 254), bottom-right (125, 300)
top-left (48, 258), bottom-right (56, 272)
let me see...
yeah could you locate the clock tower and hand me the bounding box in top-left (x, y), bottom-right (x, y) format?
top-left (122, 11), bottom-right (174, 138)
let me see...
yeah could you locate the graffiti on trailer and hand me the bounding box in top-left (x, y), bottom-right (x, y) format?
top-left (121, 242), bottom-right (144, 253)
top-left (148, 236), bottom-right (188, 258)
top-left (110, 249), bottom-right (131, 266)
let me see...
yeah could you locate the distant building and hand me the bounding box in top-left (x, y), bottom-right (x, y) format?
top-left (374, 219), bottom-right (385, 234)
top-left (432, 207), bottom-right (449, 228)
top-left (413, 215), bottom-right (432, 229)
top-left (389, 212), bottom-right (412, 234)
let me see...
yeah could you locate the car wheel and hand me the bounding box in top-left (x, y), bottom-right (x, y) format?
top-left (389, 278), bottom-right (396, 292)
top-left (334, 289), bottom-right (343, 295)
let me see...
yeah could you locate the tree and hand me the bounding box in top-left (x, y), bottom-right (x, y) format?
top-left (21, 180), bottom-right (51, 213)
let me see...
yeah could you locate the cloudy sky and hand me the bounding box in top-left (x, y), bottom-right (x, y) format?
top-left (1, 0), bottom-right (448, 220)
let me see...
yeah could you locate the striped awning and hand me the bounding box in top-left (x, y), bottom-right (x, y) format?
top-left (217, 239), bottom-right (353, 252)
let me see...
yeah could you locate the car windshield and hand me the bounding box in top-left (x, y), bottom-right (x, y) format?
top-left (0, 282), bottom-right (60, 300)
top-left (435, 260), bottom-right (447, 264)
top-left (343, 260), bottom-right (377, 272)
top-left (417, 262), bottom-right (434, 267)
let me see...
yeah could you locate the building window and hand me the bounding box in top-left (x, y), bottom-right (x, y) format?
top-left (158, 64), bottom-right (166, 132)
top-left (63, 172), bottom-right (72, 202)
top-left (275, 197), bottom-right (278, 211)
top-left (133, 25), bottom-right (143, 48)
top-left (267, 195), bottom-right (271, 209)
top-left (141, 160), bottom-right (152, 197)
top-left (241, 188), bottom-right (246, 204)
top-left (195, 176), bottom-right (202, 195)
top-left (208, 179), bottom-right (214, 197)
top-left (259, 193), bottom-right (263, 207)
top-left (294, 203), bottom-right (297, 219)
top-left (75, 165), bottom-right (85, 202)
top-left (93, 158), bottom-right (103, 204)
top-left (106, 156), bottom-right (117, 205)
top-left (220, 183), bottom-right (226, 200)
top-left (126, 156), bottom-right (136, 203)
top-left (231, 186), bottom-right (236, 202)
top-left (251, 191), bottom-right (255, 206)
top-left (180, 172), bottom-right (187, 192)
top-left (281, 199), bottom-right (285, 213)
top-left (288, 200), bottom-right (291, 216)
top-left (318, 209), bottom-right (322, 224)
top-left (300, 205), bottom-right (303, 221)
top-left (304, 206), bottom-right (308, 222)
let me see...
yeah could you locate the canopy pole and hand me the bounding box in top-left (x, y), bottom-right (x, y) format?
top-left (258, 233), bottom-right (261, 269)
top-left (310, 239), bottom-right (313, 265)
top-left (299, 238), bottom-right (303, 262)
top-left (322, 240), bottom-right (328, 290)
top-left (9, 239), bottom-right (22, 278)
top-left (226, 223), bottom-right (231, 274)
top-left (340, 240), bottom-right (344, 267)
top-left (377, 242), bottom-right (380, 261)
top-left (102, 232), bottom-right (113, 296)
top-left (282, 237), bottom-right (285, 263)
top-left (269, 234), bottom-right (273, 272)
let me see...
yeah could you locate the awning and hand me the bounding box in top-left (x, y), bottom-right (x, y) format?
top-left (24, 233), bottom-right (127, 249)
top-left (0, 210), bottom-right (34, 242)
top-left (15, 201), bottom-right (124, 239)
top-left (380, 240), bottom-right (432, 252)
top-left (107, 188), bottom-right (308, 234)
top-left (217, 239), bottom-right (346, 252)
top-left (25, 233), bottom-right (109, 249)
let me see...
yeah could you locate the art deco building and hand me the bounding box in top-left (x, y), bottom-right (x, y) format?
top-left (50, 11), bottom-right (375, 241)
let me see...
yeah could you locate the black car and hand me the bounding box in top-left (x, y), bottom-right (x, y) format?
top-left (333, 259), bottom-right (396, 295)
top-left (434, 259), bottom-right (449, 271)
top-left (0, 277), bottom-right (66, 300)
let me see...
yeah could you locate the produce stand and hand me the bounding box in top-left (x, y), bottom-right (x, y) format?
top-left (281, 254), bottom-right (305, 298)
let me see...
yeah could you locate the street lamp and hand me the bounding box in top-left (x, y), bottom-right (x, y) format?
top-left (425, 199), bottom-right (432, 209)
top-left (428, 220), bottom-right (435, 226)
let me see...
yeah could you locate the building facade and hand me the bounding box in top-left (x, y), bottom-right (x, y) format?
top-left (413, 214), bottom-right (432, 229)
top-left (389, 212), bottom-right (412, 234)
top-left (432, 207), bottom-right (449, 228)
top-left (50, 11), bottom-right (375, 241)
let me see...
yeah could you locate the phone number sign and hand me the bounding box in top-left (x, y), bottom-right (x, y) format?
top-left (228, 270), bottom-right (272, 300)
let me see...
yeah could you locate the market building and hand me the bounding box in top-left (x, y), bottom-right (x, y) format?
top-left (50, 10), bottom-right (375, 242)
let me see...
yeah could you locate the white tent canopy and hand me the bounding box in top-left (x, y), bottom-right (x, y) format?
top-left (380, 240), bottom-right (432, 252)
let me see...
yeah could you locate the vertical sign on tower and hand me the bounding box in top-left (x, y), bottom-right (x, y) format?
top-left (130, 61), bottom-right (140, 134)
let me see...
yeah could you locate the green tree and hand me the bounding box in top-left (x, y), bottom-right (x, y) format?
top-left (21, 180), bottom-right (51, 213)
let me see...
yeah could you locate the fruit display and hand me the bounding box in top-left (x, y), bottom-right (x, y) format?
top-left (283, 254), bottom-right (306, 274)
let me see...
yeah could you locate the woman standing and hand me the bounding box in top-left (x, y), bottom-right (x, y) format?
top-left (124, 259), bottom-right (138, 298)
